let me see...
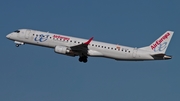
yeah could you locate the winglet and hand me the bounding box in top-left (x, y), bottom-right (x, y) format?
top-left (84, 37), bottom-right (93, 45)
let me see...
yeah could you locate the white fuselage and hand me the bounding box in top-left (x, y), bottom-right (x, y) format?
top-left (6, 29), bottom-right (166, 62)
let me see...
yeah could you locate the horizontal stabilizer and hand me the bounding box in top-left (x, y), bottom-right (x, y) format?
top-left (151, 53), bottom-right (172, 60)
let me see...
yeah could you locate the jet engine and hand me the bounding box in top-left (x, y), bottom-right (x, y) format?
top-left (54, 46), bottom-right (75, 56)
top-left (55, 46), bottom-right (69, 54)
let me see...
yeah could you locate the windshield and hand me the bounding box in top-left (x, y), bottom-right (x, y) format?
top-left (14, 30), bottom-right (20, 33)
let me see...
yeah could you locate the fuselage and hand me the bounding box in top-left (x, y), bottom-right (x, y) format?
top-left (6, 29), bottom-right (172, 62)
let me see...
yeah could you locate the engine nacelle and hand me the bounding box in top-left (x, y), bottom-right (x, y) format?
top-left (54, 46), bottom-right (76, 57)
top-left (55, 46), bottom-right (70, 54)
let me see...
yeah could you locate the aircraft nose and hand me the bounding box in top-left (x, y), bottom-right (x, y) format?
top-left (6, 34), bottom-right (11, 39)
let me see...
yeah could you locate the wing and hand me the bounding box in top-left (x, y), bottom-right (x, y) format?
top-left (70, 37), bottom-right (93, 56)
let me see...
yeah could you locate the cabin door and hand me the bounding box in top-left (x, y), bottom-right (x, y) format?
top-left (133, 48), bottom-right (138, 58)
top-left (25, 30), bottom-right (31, 39)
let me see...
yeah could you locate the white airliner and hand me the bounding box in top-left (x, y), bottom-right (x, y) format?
top-left (6, 29), bottom-right (173, 63)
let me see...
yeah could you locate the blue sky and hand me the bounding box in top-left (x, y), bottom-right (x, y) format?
top-left (1, 0), bottom-right (180, 101)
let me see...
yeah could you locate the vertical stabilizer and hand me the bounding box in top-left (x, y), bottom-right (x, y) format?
top-left (139, 31), bottom-right (174, 54)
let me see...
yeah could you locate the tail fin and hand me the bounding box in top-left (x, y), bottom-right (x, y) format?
top-left (139, 31), bottom-right (174, 54)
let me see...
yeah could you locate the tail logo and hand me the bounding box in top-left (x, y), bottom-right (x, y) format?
top-left (154, 42), bottom-right (167, 52)
top-left (151, 32), bottom-right (170, 51)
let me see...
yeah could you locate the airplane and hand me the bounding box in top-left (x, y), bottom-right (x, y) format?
top-left (6, 29), bottom-right (173, 63)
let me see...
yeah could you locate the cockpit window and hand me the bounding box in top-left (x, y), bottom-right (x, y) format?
top-left (14, 30), bottom-right (20, 33)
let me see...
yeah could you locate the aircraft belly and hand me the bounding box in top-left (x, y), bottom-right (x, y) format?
top-left (101, 50), bottom-right (132, 60)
